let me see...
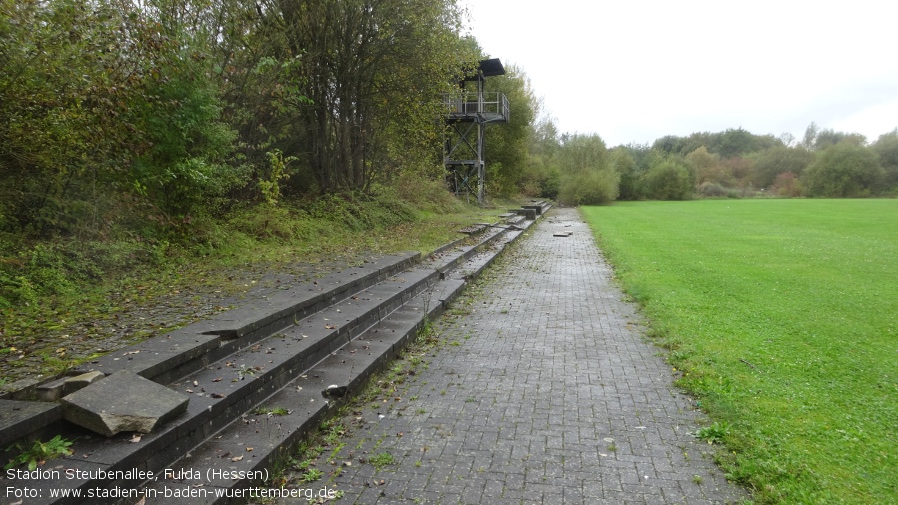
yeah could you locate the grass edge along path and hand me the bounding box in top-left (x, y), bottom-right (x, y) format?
top-left (581, 199), bottom-right (898, 505)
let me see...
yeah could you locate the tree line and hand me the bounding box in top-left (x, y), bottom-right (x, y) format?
top-left (0, 0), bottom-right (477, 239)
top-left (516, 122), bottom-right (898, 204)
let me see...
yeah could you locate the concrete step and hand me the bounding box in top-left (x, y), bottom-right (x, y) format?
top-left (1, 214), bottom-right (543, 504)
top-left (0, 254), bottom-right (421, 450)
top-left (522, 200), bottom-right (552, 216)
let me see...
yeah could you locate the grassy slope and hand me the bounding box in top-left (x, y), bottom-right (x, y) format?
top-left (1, 194), bottom-right (509, 385)
top-left (582, 199), bottom-right (898, 505)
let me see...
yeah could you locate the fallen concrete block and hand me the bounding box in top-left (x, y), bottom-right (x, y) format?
top-left (61, 371), bottom-right (188, 436)
top-left (63, 371), bottom-right (106, 396)
top-left (35, 377), bottom-right (68, 402)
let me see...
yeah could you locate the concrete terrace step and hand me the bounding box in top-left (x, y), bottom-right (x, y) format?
top-left (0, 254), bottom-right (421, 449)
top-left (1, 213), bottom-right (544, 504)
top-left (523, 199), bottom-right (552, 216)
top-left (75, 253), bottom-right (423, 384)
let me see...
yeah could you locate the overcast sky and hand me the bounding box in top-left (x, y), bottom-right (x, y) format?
top-left (463, 0), bottom-right (898, 147)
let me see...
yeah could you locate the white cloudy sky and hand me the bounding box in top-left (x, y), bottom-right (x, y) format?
top-left (463, 0), bottom-right (898, 147)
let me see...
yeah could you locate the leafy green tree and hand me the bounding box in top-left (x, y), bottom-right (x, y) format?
top-left (128, 1), bottom-right (238, 221)
top-left (644, 154), bottom-right (693, 200)
top-left (278, 0), bottom-right (470, 193)
top-left (802, 122), bottom-right (820, 150)
top-left (750, 145), bottom-right (815, 189)
top-left (814, 129), bottom-right (867, 150)
top-left (614, 143), bottom-right (653, 200)
top-left (802, 143), bottom-right (883, 197)
top-left (609, 147), bottom-right (639, 200)
top-left (686, 146), bottom-right (726, 187)
top-left (522, 117), bottom-right (561, 198)
top-left (484, 64), bottom-right (537, 198)
top-left (1, 0), bottom-right (151, 235)
top-left (801, 122), bottom-right (866, 151)
top-left (556, 134), bottom-right (618, 205)
top-left (871, 129), bottom-right (898, 191)
top-left (716, 128), bottom-right (762, 158)
top-left (0, 0), bottom-right (243, 234)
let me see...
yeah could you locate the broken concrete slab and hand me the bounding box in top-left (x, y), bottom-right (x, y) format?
top-left (61, 371), bottom-right (188, 437)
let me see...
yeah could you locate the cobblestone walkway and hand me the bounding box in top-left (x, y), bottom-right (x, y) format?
top-left (283, 207), bottom-right (747, 504)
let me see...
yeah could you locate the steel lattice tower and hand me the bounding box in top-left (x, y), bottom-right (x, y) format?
top-left (444, 59), bottom-right (509, 205)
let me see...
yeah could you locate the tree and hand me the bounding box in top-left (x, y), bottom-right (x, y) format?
top-left (278, 0), bottom-right (470, 193)
top-left (484, 64), bottom-right (538, 198)
top-left (871, 129), bottom-right (898, 191)
top-left (779, 132), bottom-right (796, 147)
top-left (750, 145), bottom-right (815, 189)
top-left (772, 172), bottom-right (802, 197)
top-left (716, 128), bottom-right (759, 158)
top-left (0, 0), bottom-right (235, 234)
top-left (814, 129), bottom-right (866, 150)
top-left (556, 134), bottom-right (618, 205)
top-left (644, 154), bottom-right (693, 200)
top-left (686, 146), bottom-right (725, 186)
top-left (802, 143), bottom-right (883, 197)
top-left (652, 129), bottom-right (779, 159)
top-left (609, 147), bottom-right (639, 200)
top-left (522, 115), bottom-right (561, 199)
top-left (802, 122), bottom-right (820, 150)
top-left (800, 122), bottom-right (866, 151)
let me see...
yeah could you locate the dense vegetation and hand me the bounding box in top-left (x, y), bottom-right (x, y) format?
top-left (520, 122), bottom-right (898, 204)
top-left (1, 0), bottom-right (478, 236)
top-left (0, 0), bottom-right (485, 307)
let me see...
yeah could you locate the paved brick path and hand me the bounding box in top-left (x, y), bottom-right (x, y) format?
top-left (284, 207), bottom-right (747, 504)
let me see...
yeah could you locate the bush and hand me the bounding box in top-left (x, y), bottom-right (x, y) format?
top-left (644, 157), bottom-right (693, 200)
top-left (0, 237), bottom-right (162, 309)
top-left (698, 182), bottom-right (728, 197)
top-left (557, 169), bottom-right (619, 206)
top-left (391, 175), bottom-right (465, 214)
top-left (539, 168), bottom-right (561, 200)
top-left (772, 172), bottom-right (802, 197)
top-left (803, 143), bottom-right (884, 197)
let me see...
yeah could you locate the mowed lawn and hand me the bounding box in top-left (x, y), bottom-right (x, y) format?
top-left (582, 199), bottom-right (897, 505)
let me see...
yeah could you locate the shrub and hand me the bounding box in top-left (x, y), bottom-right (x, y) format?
top-left (644, 157), bottom-right (693, 200)
top-left (539, 168), bottom-right (561, 200)
top-left (772, 172), bottom-right (802, 197)
top-left (698, 182), bottom-right (728, 197)
top-left (558, 169), bottom-right (619, 206)
top-left (391, 175), bottom-right (465, 214)
top-left (803, 143), bottom-right (884, 197)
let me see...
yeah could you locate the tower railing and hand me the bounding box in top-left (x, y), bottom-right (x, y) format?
top-left (443, 92), bottom-right (509, 123)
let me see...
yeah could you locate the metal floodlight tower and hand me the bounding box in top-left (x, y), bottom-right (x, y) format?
top-left (444, 58), bottom-right (509, 205)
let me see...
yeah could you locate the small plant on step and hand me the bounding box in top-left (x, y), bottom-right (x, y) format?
top-left (5, 435), bottom-right (74, 470)
top-left (253, 406), bottom-right (290, 416)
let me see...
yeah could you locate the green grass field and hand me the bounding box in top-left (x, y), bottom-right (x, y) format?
top-left (582, 199), bottom-right (898, 505)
